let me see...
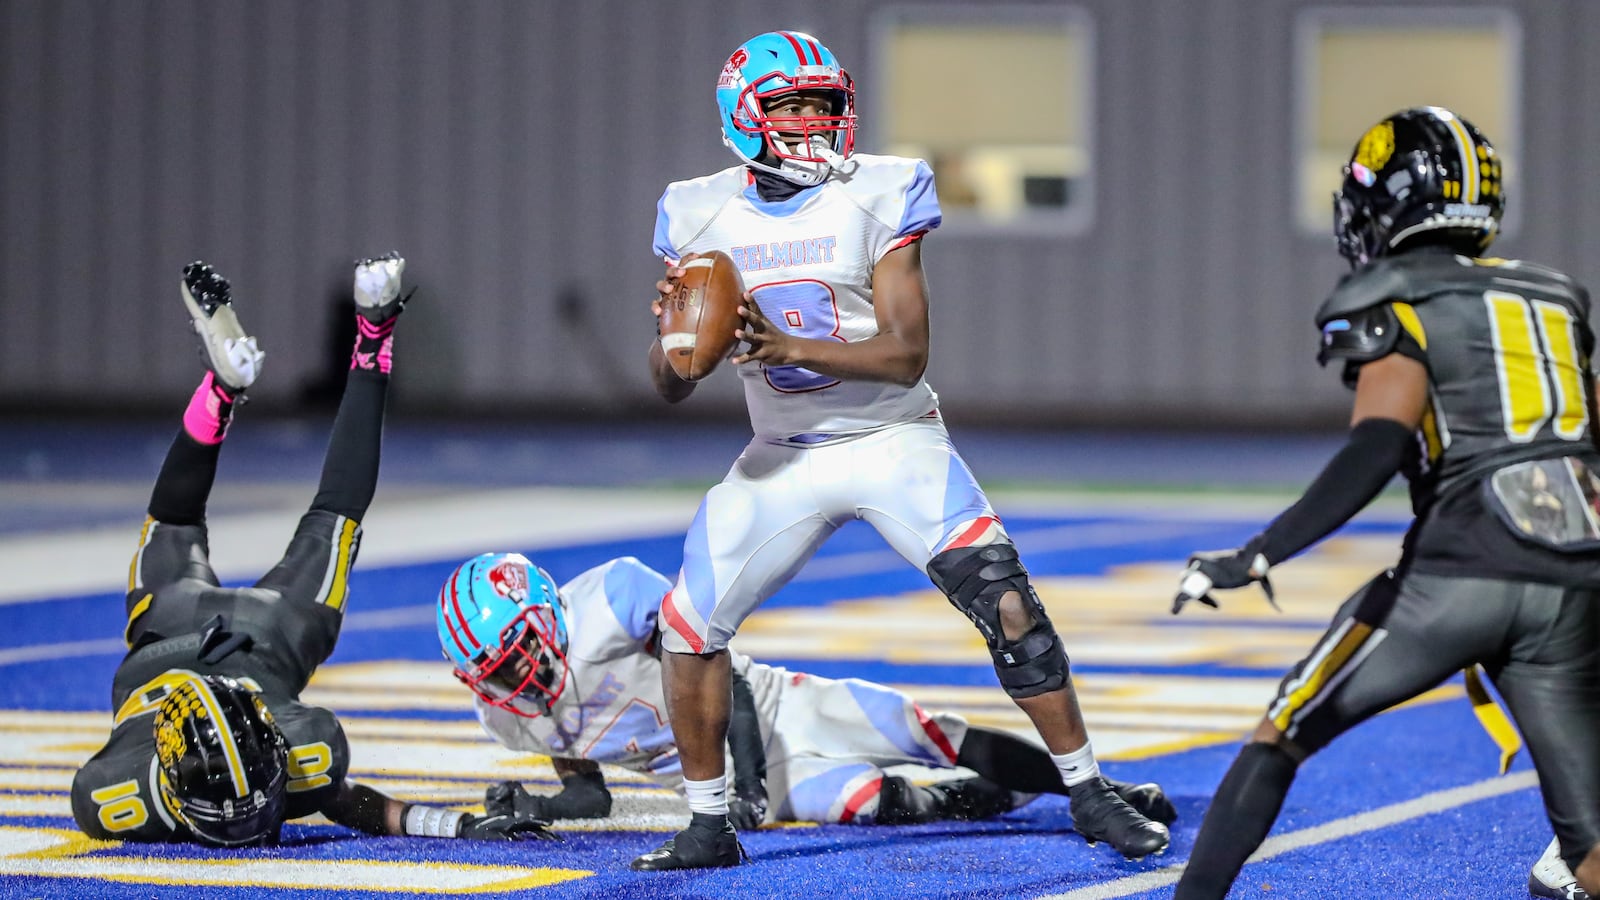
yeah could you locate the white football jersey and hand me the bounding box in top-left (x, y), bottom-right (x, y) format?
top-left (476, 557), bottom-right (689, 789)
top-left (476, 556), bottom-right (971, 822)
top-left (653, 155), bottom-right (943, 440)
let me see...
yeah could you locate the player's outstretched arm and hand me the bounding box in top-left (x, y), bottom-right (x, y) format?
top-left (486, 758), bottom-right (613, 820)
top-left (1172, 353), bottom-right (1427, 614)
top-left (323, 780), bottom-right (559, 841)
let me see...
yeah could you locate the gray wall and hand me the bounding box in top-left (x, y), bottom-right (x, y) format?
top-left (3, 0), bottom-right (1598, 426)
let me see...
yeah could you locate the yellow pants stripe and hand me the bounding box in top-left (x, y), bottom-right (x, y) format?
top-left (1464, 665), bottom-right (1522, 774)
top-left (322, 517), bottom-right (360, 612)
top-left (127, 516), bottom-right (155, 592)
top-left (124, 593), bottom-right (154, 648)
top-left (1272, 620), bottom-right (1376, 732)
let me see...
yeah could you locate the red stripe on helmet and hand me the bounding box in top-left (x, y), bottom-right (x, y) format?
top-left (801, 36), bottom-right (825, 67)
top-left (439, 585), bottom-right (475, 660)
top-left (447, 575), bottom-right (481, 650)
top-left (659, 590), bottom-right (705, 654)
top-left (778, 31), bottom-right (812, 67)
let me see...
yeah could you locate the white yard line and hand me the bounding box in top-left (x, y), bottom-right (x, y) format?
top-left (1037, 769), bottom-right (1540, 900)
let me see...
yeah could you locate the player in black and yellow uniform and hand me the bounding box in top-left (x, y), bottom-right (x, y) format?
top-left (1167, 107), bottom-right (1600, 899)
top-left (71, 256), bottom-right (555, 847)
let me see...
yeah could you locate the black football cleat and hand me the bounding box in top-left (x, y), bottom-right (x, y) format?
top-left (1069, 776), bottom-right (1171, 860)
top-left (630, 814), bottom-right (748, 871)
top-left (1107, 778), bottom-right (1178, 826)
top-left (925, 776), bottom-right (1029, 822)
top-left (180, 261), bottom-right (263, 391)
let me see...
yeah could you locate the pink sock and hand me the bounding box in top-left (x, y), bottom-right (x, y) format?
top-left (352, 317), bottom-right (395, 374)
top-left (182, 371), bottom-right (237, 445)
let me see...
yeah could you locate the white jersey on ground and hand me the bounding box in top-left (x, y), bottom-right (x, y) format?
top-left (476, 557), bottom-right (969, 822)
top-left (653, 154), bottom-right (943, 441)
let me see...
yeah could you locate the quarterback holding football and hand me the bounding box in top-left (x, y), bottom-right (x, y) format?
top-left (639, 30), bottom-right (1170, 869)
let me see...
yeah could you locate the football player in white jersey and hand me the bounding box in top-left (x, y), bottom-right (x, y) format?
top-left (638, 30), bottom-right (1169, 869)
top-left (436, 553), bottom-right (1177, 837)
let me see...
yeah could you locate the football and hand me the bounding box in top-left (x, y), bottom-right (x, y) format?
top-left (659, 251), bottom-right (745, 382)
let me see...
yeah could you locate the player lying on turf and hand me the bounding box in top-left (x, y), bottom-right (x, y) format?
top-left (435, 552), bottom-right (1177, 833)
top-left (70, 257), bottom-right (554, 847)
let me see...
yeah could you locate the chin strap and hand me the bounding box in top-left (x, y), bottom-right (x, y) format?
top-left (738, 135), bottom-right (838, 194)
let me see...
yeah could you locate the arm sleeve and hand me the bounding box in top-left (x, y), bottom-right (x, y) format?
top-left (875, 160), bottom-right (942, 263)
top-left (728, 668), bottom-right (767, 797)
top-left (1255, 417), bottom-right (1415, 565)
top-left (602, 557), bottom-right (672, 643)
top-left (652, 190), bottom-right (678, 264)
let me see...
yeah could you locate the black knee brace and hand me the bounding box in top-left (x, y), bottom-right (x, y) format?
top-left (927, 543), bottom-right (1069, 699)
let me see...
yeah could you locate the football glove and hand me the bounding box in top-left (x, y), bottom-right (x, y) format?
top-left (456, 811), bottom-right (560, 842)
top-left (727, 786), bottom-right (768, 831)
top-left (486, 773), bottom-right (612, 821)
top-left (1172, 545), bottom-right (1277, 615)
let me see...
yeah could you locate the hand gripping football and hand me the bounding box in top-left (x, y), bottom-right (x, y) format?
top-left (659, 251), bottom-right (744, 382)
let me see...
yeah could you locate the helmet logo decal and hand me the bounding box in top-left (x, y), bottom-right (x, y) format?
top-left (1350, 162), bottom-right (1376, 187)
top-left (487, 560), bottom-right (529, 602)
top-left (1354, 121), bottom-right (1395, 172)
top-left (718, 49), bottom-right (748, 89)
top-left (155, 713), bottom-right (188, 769)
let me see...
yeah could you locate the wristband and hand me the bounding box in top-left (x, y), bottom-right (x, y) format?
top-left (402, 804), bottom-right (465, 838)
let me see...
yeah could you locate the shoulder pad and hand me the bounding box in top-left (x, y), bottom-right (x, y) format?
top-left (1318, 304), bottom-right (1402, 368)
top-left (1316, 258), bottom-right (1426, 325)
top-left (655, 166), bottom-right (749, 260)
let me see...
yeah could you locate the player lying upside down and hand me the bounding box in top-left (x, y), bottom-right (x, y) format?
top-left (70, 257), bottom-right (553, 846)
top-left (436, 553), bottom-right (1177, 832)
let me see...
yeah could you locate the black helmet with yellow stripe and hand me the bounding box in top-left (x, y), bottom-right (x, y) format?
top-left (1333, 106), bottom-right (1504, 268)
top-left (153, 673), bottom-right (289, 846)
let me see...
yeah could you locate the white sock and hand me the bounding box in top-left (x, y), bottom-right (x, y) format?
top-left (1051, 744), bottom-right (1101, 787)
top-left (683, 775), bottom-right (728, 816)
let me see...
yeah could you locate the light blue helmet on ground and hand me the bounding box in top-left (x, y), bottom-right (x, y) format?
top-left (436, 552), bottom-right (569, 718)
top-left (716, 30), bottom-right (856, 187)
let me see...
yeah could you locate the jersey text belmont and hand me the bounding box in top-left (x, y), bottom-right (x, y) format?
top-left (731, 236), bottom-right (837, 272)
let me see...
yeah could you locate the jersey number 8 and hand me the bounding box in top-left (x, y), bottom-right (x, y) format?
top-left (755, 279), bottom-right (844, 393)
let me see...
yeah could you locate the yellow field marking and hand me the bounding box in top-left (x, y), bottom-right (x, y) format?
top-left (0, 826), bottom-right (592, 892)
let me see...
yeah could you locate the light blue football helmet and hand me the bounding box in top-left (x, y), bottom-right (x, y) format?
top-left (437, 552), bottom-right (569, 718)
top-left (716, 30), bottom-right (856, 187)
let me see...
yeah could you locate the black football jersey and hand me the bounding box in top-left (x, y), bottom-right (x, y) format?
top-left (1316, 249), bottom-right (1600, 583)
top-left (70, 669), bottom-right (350, 841)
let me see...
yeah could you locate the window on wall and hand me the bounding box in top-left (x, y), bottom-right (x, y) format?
top-left (873, 8), bottom-right (1092, 231)
top-left (1296, 9), bottom-right (1520, 234)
